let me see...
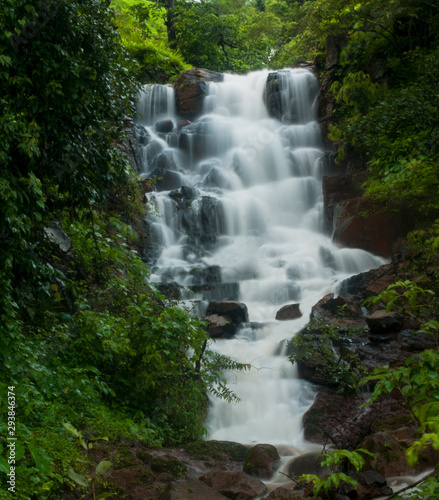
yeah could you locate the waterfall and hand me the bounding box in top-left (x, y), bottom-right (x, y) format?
top-left (135, 69), bottom-right (386, 450)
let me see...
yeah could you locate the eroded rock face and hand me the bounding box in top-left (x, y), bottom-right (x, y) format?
top-left (243, 444), bottom-right (280, 480)
top-left (200, 471), bottom-right (267, 500)
top-left (332, 198), bottom-right (412, 257)
top-left (174, 68), bottom-right (224, 120)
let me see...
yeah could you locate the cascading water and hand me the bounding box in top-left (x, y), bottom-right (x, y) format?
top-left (135, 69), bottom-right (386, 462)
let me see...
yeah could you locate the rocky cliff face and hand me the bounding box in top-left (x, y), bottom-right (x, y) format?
top-left (316, 37), bottom-right (415, 259)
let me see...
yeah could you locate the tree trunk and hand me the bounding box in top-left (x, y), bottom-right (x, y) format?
top-left (165, 0), bottom-right (177, 47)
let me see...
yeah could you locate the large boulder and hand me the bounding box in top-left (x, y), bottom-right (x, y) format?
top-left (200, 471), bottom-right (267, 499)
top-left (275, 304), bottom-right (303, 321)
top-left (206, 314), bottom-right (236, 339)
top-left (157, 479), bottom-right (228, 500)
top-left (287, 452), bottom-right (329, 479)
top-left (174, 68), bottom-right (224, 120)
top-left (365, 310), bottom-right (402, 335)
top-left (359, 430), bottom-right (439, 478)
top-left (243, 444), bottom-right (280, 479)
top-left (207, 301), bottom-right (249, 324)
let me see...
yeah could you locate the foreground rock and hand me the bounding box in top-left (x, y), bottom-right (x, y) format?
top-left (157, 479), bottom-right (228, 499)
top-left (200, 470), bottom-right (267, 499)
top-left (243, 444), bottom-right (280, 479)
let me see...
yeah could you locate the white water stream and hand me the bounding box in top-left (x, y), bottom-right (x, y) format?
top-left (136, 69), bottom-right (386, 463)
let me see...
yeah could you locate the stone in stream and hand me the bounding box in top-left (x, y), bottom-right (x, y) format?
top-left (243, 444), bottom-right (280, 480)
top-left (275, 303), bottom-right (302, 321)
top-left (155, 118), bottom-right (174, 133)
top-left (174, 68), bottom-right (224, 120)
top-left (206, 301), bottom-right (249, 325)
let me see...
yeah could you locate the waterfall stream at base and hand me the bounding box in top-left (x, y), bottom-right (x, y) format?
top-left (135, 69), bottom-right (386, 482)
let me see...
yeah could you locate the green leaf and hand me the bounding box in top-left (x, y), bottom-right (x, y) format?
top-left (28, 444), bottom-right (51, 475)
top-left (95, 460), bottom-right (112, 475)
top-left (67, 468), bottom-right (90, 487)
top-left (63, 423), bottom-right (82, 438)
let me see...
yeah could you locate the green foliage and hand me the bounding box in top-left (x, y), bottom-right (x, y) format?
top-left (300, 448), bottom-right (375, 499)
top-left (360, 282), bottom-right (439, 489)
top-left (173, 0), bottom-right (283, 73)
top-left (362, 279), bottom-right (435, 320)
top-left (111, 0), bottom-right (190, 82)
top-left (288, 320), bottom-right (366, 394)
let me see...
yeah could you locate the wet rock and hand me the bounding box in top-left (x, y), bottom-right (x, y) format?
top-left (332, 198), bottom-right (413, 257)
top-left (190, 266), bottom-right (222, 285)
top-left (135, 124), bottom-right (151, 147)
top-left (207, 301), bottom-right (249, 325)
top-left (157, 479), bottom-right (228, 500)
top-left (243, 444), bottom-right (280, 480)
top-left (155, 119), bottom-right (174, 133)
top-left (322, 174), bottom-right (362, 233)
top-left (311, 293), bottom-right (361, 321)
top-left (264, 71), bottom-right (288, 121)
top-left (340, 261), bottom-right (400, 301)
top-left (301, 385), bottom-right (416, 449)
top-left (44, 222), bottom-right (72, 252)
top-left (359, 431), bottom-right (420, 478)
top-left (287, 452), bottom-right (329, 479)
top-left (206, 314), bottom-right (236, 339)
top-left (203, 166), bottom-right (232, 190)
top-left (190, 282), bottom-right (240, 302)
top-left (263, 488), bottom-right (307, 499)
top-left (351, 471), bottom-right (393, 499)
top-left (176, 119), bottom-right (192, 131)
top-left (365, 310), bottom-right (402, 335)
top-left (275, 304), bottom-right (303, 321)
top-left (200, 470), bottom-right (267, 500)
top-left (174, 68), bottom-right (224, 120)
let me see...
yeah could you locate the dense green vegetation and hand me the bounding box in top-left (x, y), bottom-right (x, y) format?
top-left (1, 0), bottom-right (439, 498)
top-left (0, 1), bottom-right (246, 498)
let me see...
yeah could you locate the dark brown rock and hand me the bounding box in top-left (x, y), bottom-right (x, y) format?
top-left (311, 292), bottom-right (361, 321)
top-left (322, 174), bottom-right (362, 232)
top-left (263, 487), bottom-right (307, 499)
top-left (206, 301), bottom-right (249, 324)
top-left (155, 119), bottom-right (174, 133)
top-left (365, 310), bottom-right (402, 334)
top-left (341, 470), bottom-right (393, 499)
top-left (332, 198), bottom-right (411, 257)
top-left (243, 444), bottom-right (280, 479)
top-left (200, 471), bottom-right (267, 499)
top-left (302, 387), bottom-right (413, 449)
top-left (174, 68), bottom-right (224, 120)
top-left (287, 452), bottom-right (329, 479)
top-left (276, 304), bottom-right (303, 321)
top-left (359, 431), bottom-right (419, 478)
top-left (206, 314), bottom-right (236, 339)
top-left (157, 479), bottom-right (228, 500)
